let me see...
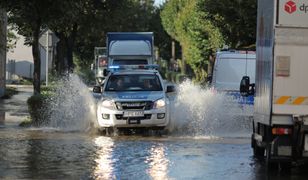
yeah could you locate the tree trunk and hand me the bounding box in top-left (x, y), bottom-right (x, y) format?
top-left (0, 8), bottom-right (7, 97)
top-left (181, 45), bottom-right (186, 74)
top-left (55, 33), bottom-right (66, 74)
top-left (32, 19), bottom-right (41, 94)
top-left (66, 23), bottom-right (78, 72)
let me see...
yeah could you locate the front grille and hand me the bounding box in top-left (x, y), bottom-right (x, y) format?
top-left (115, 114), bottom-right (152, 120)
top-left (115, 101), bottom-right (153, 110)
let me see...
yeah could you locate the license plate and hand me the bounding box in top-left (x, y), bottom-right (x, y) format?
top-left (128, 119), bottom-right (139, 124)
top-left (305, 135), bottom-right (308, 151)
top-left (123, 111), bottom-right (144, 117)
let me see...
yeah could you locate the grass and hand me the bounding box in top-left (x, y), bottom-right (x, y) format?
top-left (1, 87), bottom-right (18, 99)
top-left (19, 116), bottom-right (32, 127)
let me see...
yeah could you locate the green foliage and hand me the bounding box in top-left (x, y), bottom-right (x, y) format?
top-left (7, 27), bottom-right (18, 51)
top-left (164, 71), bottom-right (188, 84)
top-left (26, 94), bottom-right (48, 126)
top-left (19, 116), bottom-right (32, 127)
top-left (161, 0), bottom-right (224, 83)
top-left (19, 78), bottom-right (33, 85)
top-left (25, 86), bottom-right (55, 126)
top-left (199, 0), bottom-right (257, 48)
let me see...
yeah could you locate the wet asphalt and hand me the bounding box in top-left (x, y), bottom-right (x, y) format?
top-left (1, 85), bottom-right (308, 180)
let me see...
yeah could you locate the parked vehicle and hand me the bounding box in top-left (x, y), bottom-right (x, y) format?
top-left (240, 0), bottom-right (308, 168)
top-left (92, 47), bottom-right (107, 85)
top-left (93, 65), bottom-right (175, 134)
top-left (211, 50), bottom-right (256, 107)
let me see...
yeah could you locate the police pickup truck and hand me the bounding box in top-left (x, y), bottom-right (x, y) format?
top-left (93, 65), bottom-right (175, 134)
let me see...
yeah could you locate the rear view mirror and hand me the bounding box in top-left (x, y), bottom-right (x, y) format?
top-left (240, 76), bottom-right (255, 96)
top-left (166, 85), bottom-right (176, 93)
top-left (93, 86), bottom-right (102, 93)
top-left (103, 69), bottom-right (109, 76)
top-left (240, 76), bottom-right (250, 96)
top-left (207, 75), bottom-right (212, 83)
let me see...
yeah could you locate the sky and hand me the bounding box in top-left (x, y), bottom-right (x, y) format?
top-left (154, 0), bottom-right (165, 6)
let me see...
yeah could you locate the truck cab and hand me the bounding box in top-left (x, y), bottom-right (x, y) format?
top-left (93, 65), bottom-right (175, 134)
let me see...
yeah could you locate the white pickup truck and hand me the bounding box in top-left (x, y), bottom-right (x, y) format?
top-left (93, 65), bottom-right (175, 135)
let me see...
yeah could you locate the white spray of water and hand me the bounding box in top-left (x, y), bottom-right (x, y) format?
top-left (44, 74), bottom-right (97, 132)
top-left (169, 80), bottom-right (253, 138)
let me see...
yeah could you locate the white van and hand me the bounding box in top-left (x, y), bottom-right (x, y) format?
top-left (212, 50), bottom-right (256, 91)
top-left (211, 50), bottom-right (256, 105)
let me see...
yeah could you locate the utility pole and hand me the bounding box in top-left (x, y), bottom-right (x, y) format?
top-left (0, 8), bottom-right (7, 97)
top-left (46, 31), bottom-right (49, 86)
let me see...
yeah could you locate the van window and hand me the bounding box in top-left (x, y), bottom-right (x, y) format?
top-left (215, 58), bottom-right (255, 91)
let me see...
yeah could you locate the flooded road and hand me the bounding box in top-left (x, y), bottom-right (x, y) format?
top-left (2, 129), bottom-right (308, 180)
top-left (1, 84), bottom-right (308, 179)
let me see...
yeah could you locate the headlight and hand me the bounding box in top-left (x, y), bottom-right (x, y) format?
top-left (153, 98), bottom-right (166, 109)
top-left (101, 99), bottom-right (115, 109)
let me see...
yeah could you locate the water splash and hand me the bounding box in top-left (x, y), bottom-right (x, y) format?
top-left (169, 80), bottom-right (253, 138)
top-left (44, 74), bottom-right (97, 132)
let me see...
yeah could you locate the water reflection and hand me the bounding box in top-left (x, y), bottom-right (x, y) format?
top-left (94, 137), bottom-right (116, 179)
top-left (146, 144), bottom-right (169, 180)
top-left (93, 137), bottom-right (171, 179)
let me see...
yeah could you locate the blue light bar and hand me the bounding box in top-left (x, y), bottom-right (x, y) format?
top-left (109, 65), bottom-right (120, 69)
top-left (108, 64), bottom-right (159, 71)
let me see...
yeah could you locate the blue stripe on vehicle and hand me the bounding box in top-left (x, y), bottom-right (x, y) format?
top-left (226, 91), bottom-right (254, 105)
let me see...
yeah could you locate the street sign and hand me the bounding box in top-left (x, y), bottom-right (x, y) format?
top-left (39, 29), bottom-right (59, 49)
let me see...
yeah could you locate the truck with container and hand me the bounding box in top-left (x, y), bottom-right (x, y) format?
top-left (106, 32), bottom-right (155, 67)
top-left (240, 0), bottom-right (308, 168)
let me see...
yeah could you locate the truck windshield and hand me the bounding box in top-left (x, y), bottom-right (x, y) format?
top-left (113, 59), bottom-right (147, 65)
top-left (105, 74), bottom-right (162, 91)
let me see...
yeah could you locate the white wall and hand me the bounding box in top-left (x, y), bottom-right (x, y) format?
top-left (6, 32), bottom-right (49, 81)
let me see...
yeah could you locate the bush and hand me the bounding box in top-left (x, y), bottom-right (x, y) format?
top-left (19, 78), bottom-right (33, 85)
top-left (24, 86), bottom-right (55, 127)
top-left (26, 94), bottom-right (49, 126)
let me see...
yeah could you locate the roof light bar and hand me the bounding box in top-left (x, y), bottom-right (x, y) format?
top-left (108, 64), bottom-right (159, 71)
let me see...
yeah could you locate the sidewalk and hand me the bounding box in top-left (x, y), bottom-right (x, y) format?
top-left (0, 85), bottom-right (33, 125)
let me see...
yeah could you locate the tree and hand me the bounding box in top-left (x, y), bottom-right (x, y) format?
top-left (1, 0), bottom-right (58, 94)
top-left (73, 0), bottom-right (159, 69)
top-left (200, 0), bottom-right (257, 48)
top-left (161, 0), bottom-right (224, 82)
top-left (0, 8), bottom-right (7, 97)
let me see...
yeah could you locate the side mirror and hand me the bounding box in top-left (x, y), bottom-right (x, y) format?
top-left (240, 76), bottom-right (255, 96)
top-left (240, 76), bottom-right (250, 96)
top-left (207, 75), bottom-right (212, 83)
top-left (103, 69), bottom-right (109, 76)
top-left (166, 85), bottom-right (176, 93)
top-left (93, 86), bottom-right (102, 93)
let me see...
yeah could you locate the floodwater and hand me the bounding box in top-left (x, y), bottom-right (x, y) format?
top-left (1, 82), bottom-right (308, 180)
